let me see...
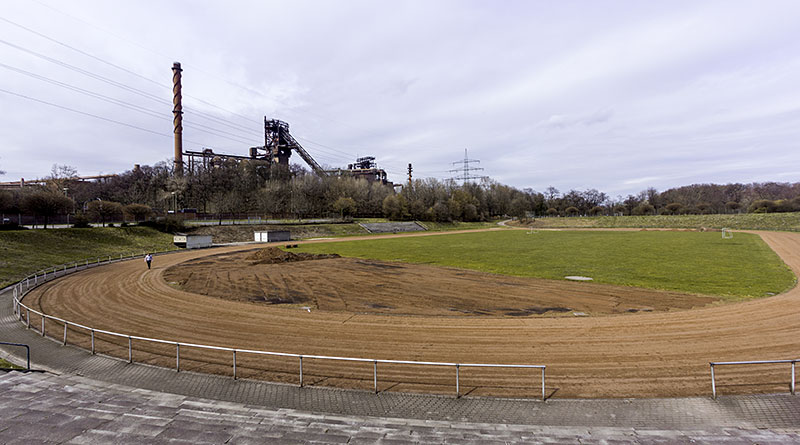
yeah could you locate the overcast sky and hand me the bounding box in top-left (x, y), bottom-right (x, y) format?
top-left (1, 0), bottom-right (799, 197)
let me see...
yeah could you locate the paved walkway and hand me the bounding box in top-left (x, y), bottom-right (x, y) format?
top-left (3, 371), bottom-right (800, 444)
top-left (2, 280), bottom-right (800, 442)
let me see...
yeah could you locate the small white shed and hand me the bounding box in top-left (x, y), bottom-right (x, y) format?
top-left (173, 233), bottom-right (213, 249)
top-left (254, 231), bottom-right (291, 242)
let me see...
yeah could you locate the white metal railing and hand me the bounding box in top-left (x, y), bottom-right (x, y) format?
top-left (710, 360), bottom-right (797, 399)
top-left (11, 250), bottom-right (547, 400)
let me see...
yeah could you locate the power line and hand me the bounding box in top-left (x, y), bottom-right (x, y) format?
top-left (0, 62), bottom-right (259, 146)
top-left (0, 38), bottom-right (170, 106)
top-left (0, 87), bottom-right (208, 146)
top-left (0, 62), bottom-right (164, 119)
top-left (0, 12), bottom-right (399, 170)
top-left (28, 0), bottom-right (363, 131)
top-left (0, 16), bottom-right (165, 90)
top-left (0, 18), bottom-right (262, 139)
top-left (2, 11), bottom-right (413, 170)
top-left (2, 14), bottom-right (260, 130)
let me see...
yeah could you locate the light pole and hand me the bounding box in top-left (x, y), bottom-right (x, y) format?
top-left (63, 188), bottom-right (70, 225)
top-left (171, 192), bottom-right (177, 214)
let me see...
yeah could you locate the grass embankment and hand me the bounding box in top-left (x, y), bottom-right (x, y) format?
top-left (0, 227), bottom-right (175, 287)
top-left (294, 230), bottom-right (795, 299)
top-left (525, 212), bottom-right (800, 231)
top-left (189, 220), bottom-right (501, 243)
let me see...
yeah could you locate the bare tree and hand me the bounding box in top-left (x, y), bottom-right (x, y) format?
top-left (123, 203), bottom-right (152, 222)
top-left (24, 190), bottom-right (74, 229)
top-left (87, 200), bottom-right (122, 227)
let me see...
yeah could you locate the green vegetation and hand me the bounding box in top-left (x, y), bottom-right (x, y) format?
top-left (0, 227), bottom-right (175, 287)
top-left (188, 220), bottom-right (503, 243)
top-left (293, 230), bottom-right (796, 299)
top-left (417, 220), bottom-right (501, 231)
top-left (0, 358), bottom-right (24, 370)
top-left (527, 213), bottom-right (800, 232)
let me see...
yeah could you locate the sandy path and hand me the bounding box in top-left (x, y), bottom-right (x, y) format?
top-left (24, 229), bottom-right (800, 398)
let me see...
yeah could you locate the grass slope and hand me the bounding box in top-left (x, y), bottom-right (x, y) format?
top-left (527, 212), bottom-right (800, 231)
top-left (189, 220), bottom-right (500, 243)
top-left (294, 230), bottom-right (795, 299)
top-left (0, 227), bottom-right (175, 287)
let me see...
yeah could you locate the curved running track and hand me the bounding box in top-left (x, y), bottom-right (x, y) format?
top-left (23, 229), bottom-right (800, 398)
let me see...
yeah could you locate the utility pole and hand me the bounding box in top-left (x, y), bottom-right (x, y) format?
top-left (407, 163), bottom-right (413, 185)
top-left (172, 62), bottom-right (184, 176)
top-left (449, 149), bottom-right (488, 184)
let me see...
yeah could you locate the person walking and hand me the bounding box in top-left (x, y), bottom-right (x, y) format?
top-left (145, 253), bottom-right (152, 270)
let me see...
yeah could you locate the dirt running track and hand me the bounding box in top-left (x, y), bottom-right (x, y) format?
top-left (23, 229), bottom-right (800, 399)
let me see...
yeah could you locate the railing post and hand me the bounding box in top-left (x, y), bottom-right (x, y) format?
top-left (455, 364), bottom-right (460, 398)
top-left (542, 367), bottom-right (546, 401)
top-left (90, 329), bottom-right (95, 354)
top-left (63, 322), bottom-right (68, 345)
top-left (792, 361), bottom-right (796, 396)
top-left (373, 360), bottom-right (378, 394)
top-left (299, 356), bottom-right (304, 387)
top-left (26, 308), bottom-right (30, 328)
top-left (41, 316), bottom-right (45, 336)
top-left (233, 350), bottom-right (237, 380)
top-left (128, 336), bottom-right (132, 363)
top-left (711, 363), bottom-right (716, 399)
top-left (176, 344), bottom-right (180, 371)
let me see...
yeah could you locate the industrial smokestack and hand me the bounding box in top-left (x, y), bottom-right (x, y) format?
top-left (172, 62), bottom-right (183, 176)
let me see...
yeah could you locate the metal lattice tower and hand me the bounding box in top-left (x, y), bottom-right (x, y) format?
top-left (449, 149), bottom-right (488, 184)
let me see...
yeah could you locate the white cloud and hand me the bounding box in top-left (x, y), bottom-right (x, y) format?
top-left (1, 0), bottom-right (800, 196)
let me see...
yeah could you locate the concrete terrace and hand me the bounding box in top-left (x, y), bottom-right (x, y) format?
top-left (2, 279), bottom-right (800, 443)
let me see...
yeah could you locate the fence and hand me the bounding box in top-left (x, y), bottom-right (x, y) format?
top-left (710, 360), bottom-right (797, 399)
top-left (12, 249), bottom-right (547, 400)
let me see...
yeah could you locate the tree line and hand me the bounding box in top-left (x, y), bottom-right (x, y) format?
top-left (2, 161), bottom-right (800, 228)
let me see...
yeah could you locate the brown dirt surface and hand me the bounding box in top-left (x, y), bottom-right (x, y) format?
top-left (245, 246), bottom-right (340, 265)
top-left (22, 229), bottom-right (800, 399)
top-left (162, 248), bottom-right (716, 316)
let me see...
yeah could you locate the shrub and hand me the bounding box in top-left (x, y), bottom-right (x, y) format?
top-left (749, 199), bottom-right (775, 213)
top-left (546, 208), bottom-right (559, 216)
top-left (86, 200), bottom-right (123, 227)
top-left (633, 204), bottom-right (655, 215)
top-left (71, 213), bottom-right (91, 228)
top-left (565, 206), bottom-right (579, 216)
top-left (588, 206), bottom-right (604, 216)
top-left (0, 222), bottom-right (26, 231)
top-left (123, 203), bottom-right (152, 222)
top-left (139, 218), bottom-right (186, 234)
top-left (665, 203), bottom-right (682, 215)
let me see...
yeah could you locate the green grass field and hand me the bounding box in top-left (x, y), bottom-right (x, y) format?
top-left (294, 230), bottom-right (796, 299)
top-left (0, 227), bottom-right (175, 287)
top-left (527, 212), bottom-right (800, 231)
